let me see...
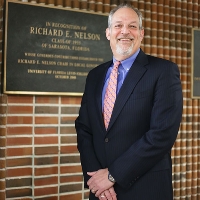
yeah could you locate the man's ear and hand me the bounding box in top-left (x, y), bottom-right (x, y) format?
top-left (140, 28), bottom-right (144, 41)
top-left (106, 28), bottom-right (110, 40)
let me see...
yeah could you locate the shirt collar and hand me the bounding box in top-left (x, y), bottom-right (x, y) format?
top-left (113, 48), bottom-right (140, 72)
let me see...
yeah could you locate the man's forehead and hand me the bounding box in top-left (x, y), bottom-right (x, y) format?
top-left (112, 20), bottom-right (138, 24)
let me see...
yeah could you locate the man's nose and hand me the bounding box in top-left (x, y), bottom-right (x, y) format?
top-left (121, 25), bottom-right (130, 34)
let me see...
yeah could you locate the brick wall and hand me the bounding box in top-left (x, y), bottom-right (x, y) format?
top-left (4, 95), bottom-right (83, 200)
top-left (0, 0), bottom-right (200, 200)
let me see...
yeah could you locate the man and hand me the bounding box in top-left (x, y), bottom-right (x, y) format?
top-left (75, 4), bottom-right (183, 200)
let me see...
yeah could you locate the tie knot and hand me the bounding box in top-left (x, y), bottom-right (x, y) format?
top-left (114, 61), bottom-right (120, 68)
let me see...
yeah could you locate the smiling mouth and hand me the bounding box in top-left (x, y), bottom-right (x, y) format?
top-left (118, 38), bottom-right (134, 41)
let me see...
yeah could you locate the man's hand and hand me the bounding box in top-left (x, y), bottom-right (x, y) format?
top-left (99, 187), bottom-right (117, 200)
top-left (87, 168), bottom-right (115, 198)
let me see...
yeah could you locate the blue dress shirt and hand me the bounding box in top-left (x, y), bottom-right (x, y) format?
top-left (102, 49), bottom-right (140, 108)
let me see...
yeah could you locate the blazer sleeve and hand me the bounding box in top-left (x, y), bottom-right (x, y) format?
top-left (108, 61), bottom-right (183, 189)
top-left (75, 73), bottom-right (102, 188)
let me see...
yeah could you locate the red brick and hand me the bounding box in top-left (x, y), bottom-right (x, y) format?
top-left (0, 116), bottom-right (6, 125)
top-left (34, 186), bottom-right (58, 196)
top-left (34, 156), bottom-right (58, 165)
top-left (7, 126), bottom-right (32, 135)
top-left (0, 95), bottom-right (7, 104)
top-left (6, 188), bottom-right (32, 198)
top-left (7, 106), bottom-right (33, 114)
top-left (35, 97), bottom-right (59, 104)
top-left (7, 116), bottom-right (33, 124)
top-left (6, 137), bottom-right (32, 146)
top-left (0, 137), bottom-right (5, 147)
top-left (61, 135), bottom-right (77, 144)
top-left (60, 145), bottom-right (78, 154)
top-left (35, 106), bottom-right (58, 114)
top-left (6, 158), bottom-right (32, 167)
top-left (6, 168), bottom-right (32, 177)
top-left (0, 127), bottom-right (6, 136)
top-left (7, 96), bottom-right (33, 104)
top-left (0, 180), bottom-right (5, 190)
top-left (6, 147), bottom-right (32, 157)
top-left (61, 107), bottom-right (79, 114)
top-left (35, 146), bottom-right (58, 155)
top-left (60, 155), bottom-right (80, 164)
top-left (34, 136), bottom-right (58, 145)
top-left (35, 166), bottom-right (58, 176)
top-left (60, 183), bottom-right (82, 193)
top-left (35, 127), bottom-right (58, 134)
top-left (60, 116), bottom-right (76, 124)
top-left (0, 148), bottom-right (5, 158)
top-left (35, 197), bottom-right (58, 200)
top-left (60, 175), bottom-right (83, 183)
top-left (60, 193), bottom-right (82, 200)
top-left (0, 159), bottom-right (5, 168)
top-left (0, 169), bottom-right (5, 179)
top-left (6, 177), bottom-right (32, 188)
top-left (18, 197), bottom-right (32, 200)
top-left (35, 117), bottom-right (58, 124)
top-left (60, 165), bottom-right (82, 174)
top-left (34, 176), bottom-right (58, 186)
top-left (0, 105), bottom-right (6, 114)
top-left (0, 191), bottom-right (5, 200)
top-left (61, 96), bottom-right (82, 104)
top-left (60, 126), bottom-right (76, 134)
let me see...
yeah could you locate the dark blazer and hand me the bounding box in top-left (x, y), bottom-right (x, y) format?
top-left (75, 49), bottom-right (183, 200)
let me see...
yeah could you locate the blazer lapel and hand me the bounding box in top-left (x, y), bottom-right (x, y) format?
top-left (107, 51), bottom-right (149, 131)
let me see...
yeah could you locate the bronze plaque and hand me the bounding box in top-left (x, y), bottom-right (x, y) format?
top-left (191, 28), bottom-right (200, 98)
top-left (4, 0), bottom-right (112, 95)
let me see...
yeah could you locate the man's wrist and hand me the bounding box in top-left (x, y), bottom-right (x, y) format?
top-left (108, 171), bottom-right (116, 183)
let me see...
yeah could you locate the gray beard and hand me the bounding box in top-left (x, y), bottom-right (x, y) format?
top-left (116, 43), bottom-right (134, 56)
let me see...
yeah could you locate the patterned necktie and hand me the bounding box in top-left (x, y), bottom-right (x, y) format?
top-left (103, 61), bottom-right (120, 129)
